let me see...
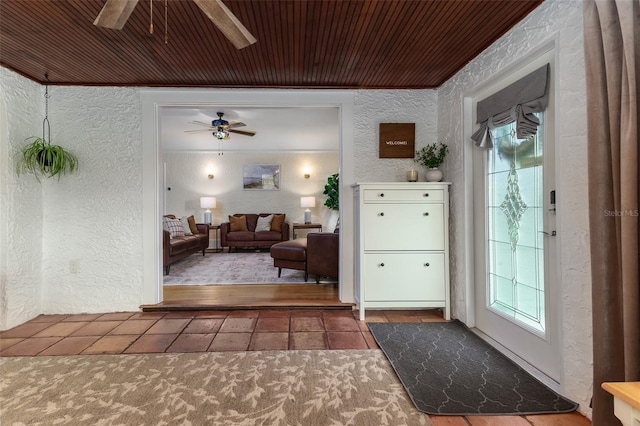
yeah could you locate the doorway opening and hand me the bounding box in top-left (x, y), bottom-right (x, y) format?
top-left (141, 91), bottom-right (355, 309)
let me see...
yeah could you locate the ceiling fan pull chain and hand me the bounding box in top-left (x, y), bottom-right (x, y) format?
top-left (164, 0), bottom-right (168, 44)
top-left (149, 0), bottom-right (154, 35)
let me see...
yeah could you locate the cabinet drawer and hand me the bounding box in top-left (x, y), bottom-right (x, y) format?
top-left (362, 203), bottom-right (444, 250)
top-left (363, 189), bottom-right (443, 202)
top-left (363, 253), bottom-right (445, 302)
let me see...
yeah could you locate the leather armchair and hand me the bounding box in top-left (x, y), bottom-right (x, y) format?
top-left (306, 232), bottom-right (339, 283)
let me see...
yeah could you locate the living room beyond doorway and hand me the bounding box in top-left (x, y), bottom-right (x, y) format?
top-left (159, 105), bottom-right (341, 307)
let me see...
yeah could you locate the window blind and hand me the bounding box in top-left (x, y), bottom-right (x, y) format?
top-left (471, 63), bottom-right (550, 149)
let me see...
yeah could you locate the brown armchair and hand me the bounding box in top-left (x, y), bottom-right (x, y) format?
top-left (307, 232), bottom-right (339, 283)
top-left (270, 229), bottom-right (339, 283)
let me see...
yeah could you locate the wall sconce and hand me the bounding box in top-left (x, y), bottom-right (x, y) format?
top-left (302, 166), bottom-right (311, 179)
top-left (300, 196), bottom-right (316, 224)
top-left (304, 173), bottom-right (310, 179)
top-left (200, 196), bottom-right (217, 224)
top-left (207, 173), bottom-right (214, 179)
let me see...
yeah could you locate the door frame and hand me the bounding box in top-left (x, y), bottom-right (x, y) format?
top-left (140, 89), bottom-right (355, 306)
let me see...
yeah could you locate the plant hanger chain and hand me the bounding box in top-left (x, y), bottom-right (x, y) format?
top-left (42, 73), bottom-right (51, 146)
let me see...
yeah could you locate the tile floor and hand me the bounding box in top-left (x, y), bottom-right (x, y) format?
top-left (0, 308), bottom-right (591, 425)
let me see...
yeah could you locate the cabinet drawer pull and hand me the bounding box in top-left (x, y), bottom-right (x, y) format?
top-left (423, 212), bottom-right (429, 216)
top-left (379, 212), bottom-right (385, 216)
top-left (379, 193), bottom-right (385, 197)
top-left (424, 193), bottom-right (429, 197)
top-left (379, 263), bottom-right (385, 267)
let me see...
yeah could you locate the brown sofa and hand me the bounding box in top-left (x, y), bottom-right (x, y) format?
top-left (163, 215), bottom-right (209, 275)
top-left (270, 230), bottom-right (339, 283)
top-left (220, 213), bottom-right (290, 252)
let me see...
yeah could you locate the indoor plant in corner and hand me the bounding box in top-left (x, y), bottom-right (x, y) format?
top-left (16, 79), bottom-right (78, 181)
top-left (323, 173), bottom-right (339, 229)
top-left (414, 142), bottom-right (448, 182)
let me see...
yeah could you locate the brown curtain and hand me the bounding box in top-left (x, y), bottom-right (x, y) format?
top-left (584, 0), bottom-right (640, 425)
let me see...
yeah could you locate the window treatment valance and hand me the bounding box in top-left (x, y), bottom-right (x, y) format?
top-left (471, 63), bottom-right (550, 149)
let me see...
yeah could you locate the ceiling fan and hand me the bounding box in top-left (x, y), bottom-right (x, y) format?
top-left (185, 112), bottom-right (257, 140)
top-left (93, 0), bottom-right (256, 49)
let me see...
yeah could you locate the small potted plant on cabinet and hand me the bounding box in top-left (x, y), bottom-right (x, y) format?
top-left (414, 142), bottom-right (448, 182)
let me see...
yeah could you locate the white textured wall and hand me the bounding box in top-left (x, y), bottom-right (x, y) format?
top-left (437, 0), bottom-right (591, 413)
top-left (40, 86), bottom-right (144, 314)
top-left (164, 152), bottom-right (339, 230)
top-left (353, 90), bottom-right (438, 182)
top-left (0, 70), bottom-right (44, 330)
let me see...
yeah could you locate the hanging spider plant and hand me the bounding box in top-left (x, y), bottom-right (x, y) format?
top-left (17, 136), bottom-right (78, 180)
top-left (16, 78), bottom-right (78, 181)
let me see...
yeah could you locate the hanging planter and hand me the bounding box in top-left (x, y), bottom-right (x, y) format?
top-left (17, 136), bottom-right (78, 180)
top-left (16, 76), bottom-right (78, 181)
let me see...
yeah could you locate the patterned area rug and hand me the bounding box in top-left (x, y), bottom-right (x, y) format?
top-left (0, 350), bottom-right (431, 425)
top-left (368, 321), bottom-right (579, 415)
top-left (164, 251), bottom-right (318, 285)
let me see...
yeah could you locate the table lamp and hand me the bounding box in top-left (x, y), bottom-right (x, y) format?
top-left (300, 196), bottom-right (316, 224)
top-left (200, 196), bottom-right (216, 224)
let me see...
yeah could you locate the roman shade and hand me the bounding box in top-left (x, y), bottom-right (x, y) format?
top-left (471, 63), bottom-right (550, 149)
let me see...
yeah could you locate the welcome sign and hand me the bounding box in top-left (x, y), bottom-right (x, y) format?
top-left (379, 123), bottom-right (415, 158)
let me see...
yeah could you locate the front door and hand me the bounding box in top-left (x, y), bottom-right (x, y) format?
top-left (472, 55), bottom-right (560, 381)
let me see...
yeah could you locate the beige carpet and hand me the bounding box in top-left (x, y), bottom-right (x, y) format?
top-left (0, 350), bottom-right (431, 425)
top-left (164, 251), bottom-right (317, 285)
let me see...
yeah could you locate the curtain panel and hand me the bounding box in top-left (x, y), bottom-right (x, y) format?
top-left (584, 0), bottom-right (640, 425)
top-left (471, 63), bottom-right (550, 149)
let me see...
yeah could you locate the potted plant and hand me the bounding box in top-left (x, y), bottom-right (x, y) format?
top-left (16, 136), bottom-right (78, 181)
top-left (323, 173), bottom-right (339, 229)
top-left (16, 79), bottom-right (78, 181)
top-left (414, 142), bottom-right (448, 182)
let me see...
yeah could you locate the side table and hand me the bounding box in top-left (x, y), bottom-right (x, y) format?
top-left (292, 223), bottom-right (322, 239)
top-left (207, 225), bottom-right (222, 253)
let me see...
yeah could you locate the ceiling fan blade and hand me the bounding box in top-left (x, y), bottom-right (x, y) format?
top-left (93, 0), bottom-right (139, 30)
top-left (184, 129), bottom-right (213, 133)
top-left (229, 129), bottom-right (256, 137)
top-left (228, 121), bottom-right (247, 128)
top-left (189, 120), bottom-right (214, 127)
top-left (192, 0), bottom-right (257, 49)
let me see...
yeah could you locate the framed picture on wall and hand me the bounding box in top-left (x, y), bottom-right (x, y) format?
top-left (243, 164), bottom-right (280, 190)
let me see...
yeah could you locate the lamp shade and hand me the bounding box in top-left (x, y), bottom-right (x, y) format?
top-left (200, 197), bottom-right (217, 209)
top-left (300, 196), bottom-right (316, 208)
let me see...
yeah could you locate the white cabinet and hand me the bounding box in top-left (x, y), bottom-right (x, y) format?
top-left (353, 182), bottom-right (451, 320)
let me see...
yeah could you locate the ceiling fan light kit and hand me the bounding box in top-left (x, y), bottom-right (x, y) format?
top-left (212, 112), bottom-right (230, 139)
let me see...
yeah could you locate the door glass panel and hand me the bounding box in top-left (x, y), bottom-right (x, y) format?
top-left (487, 116), bottom-right (545, 334)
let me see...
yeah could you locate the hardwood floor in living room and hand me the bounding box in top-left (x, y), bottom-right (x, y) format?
top-left (154, 283), bottom-right (347, 311)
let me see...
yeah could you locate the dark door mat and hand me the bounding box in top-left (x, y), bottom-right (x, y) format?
top-left (368, 320), bottom-right (578, 415)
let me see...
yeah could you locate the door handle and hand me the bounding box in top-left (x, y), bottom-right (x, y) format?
top-left (539, 230), bottom-right (557, 236)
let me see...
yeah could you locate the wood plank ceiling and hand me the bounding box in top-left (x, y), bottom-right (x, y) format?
top-left (0, 0), bottom-right (544, 89)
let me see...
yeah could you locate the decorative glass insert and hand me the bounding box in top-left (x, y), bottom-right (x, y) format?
top-left (487, 116), bottom-right (545, 333)
top-left (500, 161), bottom-right (528, 251)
